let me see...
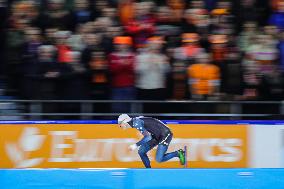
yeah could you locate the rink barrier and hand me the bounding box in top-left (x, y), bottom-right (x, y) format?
top-left (0, 168), bottom-right (284, 189)
top-left (0, 120), bottom-right (283, 168)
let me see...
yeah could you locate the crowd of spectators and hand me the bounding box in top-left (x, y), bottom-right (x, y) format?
top-left (1, 0), bottom-right (284, 109)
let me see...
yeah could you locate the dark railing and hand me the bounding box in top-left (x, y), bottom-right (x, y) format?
top-left (0, 100), bottom-right (283, 120)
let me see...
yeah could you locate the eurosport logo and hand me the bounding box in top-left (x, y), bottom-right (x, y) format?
top-left (5, 127), bottom-right (45, 168)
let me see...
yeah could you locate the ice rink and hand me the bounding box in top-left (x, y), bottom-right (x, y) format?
top-left (1, 168), bottom-right (284, 189)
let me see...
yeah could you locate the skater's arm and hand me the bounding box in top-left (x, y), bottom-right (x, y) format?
top-left (133, 118), bottom-right (151, 146)
top-left (136, 130), bottom-right (151, 146)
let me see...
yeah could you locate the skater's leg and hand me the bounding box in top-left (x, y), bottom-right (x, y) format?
top-left (155, 144), bottom-right (178, 163)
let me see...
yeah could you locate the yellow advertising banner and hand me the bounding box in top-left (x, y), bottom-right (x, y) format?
top-left (0, 124), bottom-right (248, 168)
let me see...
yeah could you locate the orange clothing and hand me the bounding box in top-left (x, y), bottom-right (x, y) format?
top-left (167, 0), bottom-right (185, 9)
top-left (92, 73), bottom-right (107, 83)
top-left (271, 0), bottom-right (280, 11)
top-left (188, 63), bottom-right (220, 95)
top-left (90, 59), bottom-right (108, 83)
top-left (119, 0), bottom-right (134, 25)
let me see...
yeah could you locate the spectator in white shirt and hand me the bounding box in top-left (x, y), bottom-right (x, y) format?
top-left (135, 36), bottom-right (170, 100)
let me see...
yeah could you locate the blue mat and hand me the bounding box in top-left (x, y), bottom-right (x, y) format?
top-left (0, 168), bottom-right (284, 189)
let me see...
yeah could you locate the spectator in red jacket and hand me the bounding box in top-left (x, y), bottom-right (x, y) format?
top-left (124, 2), bottom-right (155, 49)
top-left (54, 30), bottom-right (72, 64)
top-left (109, 36), bottom-right (136, 112)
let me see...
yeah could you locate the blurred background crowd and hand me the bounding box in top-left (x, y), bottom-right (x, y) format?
top-left (0, 0), bottom-right (284, 105)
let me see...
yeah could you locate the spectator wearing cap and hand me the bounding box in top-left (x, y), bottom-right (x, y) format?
top-left (187, 52), bottom-right (220, 100)
top-left (210, 1), bottom-right (235, 34)
top-left (171, 33), bottom-right (204, 99)
top-left (174, 33), bottom-right (205, 62)
top-left (135, 36), bottom-right (170, 100)
top-left (109, 36), bottom-right (136, 112)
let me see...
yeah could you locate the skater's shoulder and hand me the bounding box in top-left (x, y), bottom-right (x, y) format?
top-left (132, 116), bottom-right (145, 121)
top-left (134, 116), bottom-right (155, 122)
top-left (135, 115), bottom-right (145, 119)
top-left (132, 116), bottom-right (144, 126)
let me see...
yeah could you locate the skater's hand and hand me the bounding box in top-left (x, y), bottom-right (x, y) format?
top-left (129, 144), bottom-right (138, 151)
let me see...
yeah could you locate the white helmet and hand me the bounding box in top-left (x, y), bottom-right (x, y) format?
top-left (118, 114), bottom-right (132, 124)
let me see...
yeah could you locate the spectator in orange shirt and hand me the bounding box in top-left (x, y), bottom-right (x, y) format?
top-left (89, 50), bottom-right (110, 100)
top-left (187, 52), bottom-right (220, 100)
top-left (118, 0), bottom-right (134, 25)
top-left (171, 33), bottom-right (205, 100)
